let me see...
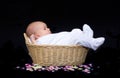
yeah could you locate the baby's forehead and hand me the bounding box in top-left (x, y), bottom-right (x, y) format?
top-left (36, 22), bottom-right (47, 26)
top-left (31, 22), bottom-right (46, 28)
top-left (35, 23), bottom-right (47, 30)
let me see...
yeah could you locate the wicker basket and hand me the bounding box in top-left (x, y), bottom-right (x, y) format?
top-left (23, 33), bottom-right (89, 66)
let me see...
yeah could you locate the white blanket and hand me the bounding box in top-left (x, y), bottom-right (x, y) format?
top-left (35, 24), bottom-right (105, 51)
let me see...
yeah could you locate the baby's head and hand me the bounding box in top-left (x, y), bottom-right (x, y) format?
top-left (26, 21), bottom-right (51, 39)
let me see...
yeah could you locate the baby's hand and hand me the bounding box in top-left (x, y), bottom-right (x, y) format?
top-left (30, 34), bottom-right (36, 44)
top-left (30, 34), bottom-right (35, 40)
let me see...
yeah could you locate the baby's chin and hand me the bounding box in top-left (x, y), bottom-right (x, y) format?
top-left (48, 31), bottom-right (52, 34)
top-left (41, 33), bottom-right (51, 37)
top-left (46, 33), bottom-right (51, 35)
top-left (49, 32), bottom-right (52, 34)
top-left (49, 31), bottom-right (52, 34)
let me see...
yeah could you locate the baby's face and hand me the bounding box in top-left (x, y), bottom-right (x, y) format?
top-left (34, 22), bottom-right (51, 38)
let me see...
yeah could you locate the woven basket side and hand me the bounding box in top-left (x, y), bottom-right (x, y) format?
top-left (26, 45), bottom-right (89, 66)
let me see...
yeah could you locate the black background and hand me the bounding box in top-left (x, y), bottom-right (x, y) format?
top-left (0, 0), bottom-right (120, 78)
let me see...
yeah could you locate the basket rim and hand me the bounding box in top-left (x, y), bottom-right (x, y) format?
top-left (26, 44), bottom-right (87, 47)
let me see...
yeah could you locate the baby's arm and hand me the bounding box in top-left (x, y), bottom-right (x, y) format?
top-left (30, 34), bottom-right (36, 44)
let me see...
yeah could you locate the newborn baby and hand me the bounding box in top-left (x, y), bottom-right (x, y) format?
top-left (26, 21), bottom-right (105, 51)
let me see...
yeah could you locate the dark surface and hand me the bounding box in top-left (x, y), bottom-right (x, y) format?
top-left (0, 0), bottom-right (120, 78)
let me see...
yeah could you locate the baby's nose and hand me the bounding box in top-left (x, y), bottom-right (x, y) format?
top-left (47, 28), bottom-right (51, 32)
top-left (47, 28), bottom-right (50, 30)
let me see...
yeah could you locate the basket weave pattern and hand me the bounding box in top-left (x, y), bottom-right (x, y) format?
top-left (24, 33), bottom-right (89, 66)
